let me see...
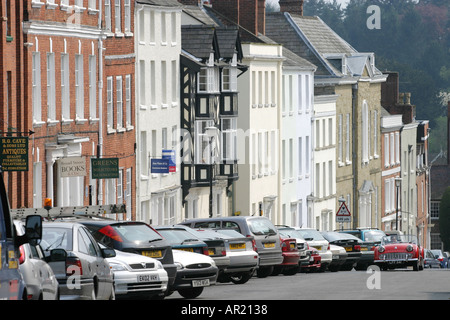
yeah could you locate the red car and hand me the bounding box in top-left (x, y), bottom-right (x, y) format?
top-left (374, 235), bottom-right (424, 271)
top-left (301, 245), bottom-right (321, 273)
top-left (272, 237), bottom-right (300, 276)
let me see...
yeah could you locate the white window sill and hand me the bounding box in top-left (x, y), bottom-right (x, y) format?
top-left (46, 2), bottom-right (58, 9)
top-left (32, 1), bottom-right (45, 9)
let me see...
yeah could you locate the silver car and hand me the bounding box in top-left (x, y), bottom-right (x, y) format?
top-left (102, 244), bottom-right (168, 299)
top-left (14, 221), bottom-right (59, 300)
top-left (181, 216), bottom-right (283, 278)
top-left (41, 221), bottom-right (115, 300)
top-left (203, 229), bottom-right (259, 284)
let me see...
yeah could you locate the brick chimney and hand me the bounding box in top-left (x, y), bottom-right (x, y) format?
top-left (448, 101), bottom-right (450, 164)
top-left (211, 0), bottom-right (265, 35)
top-left (279, 0), bottom-right (304, 15)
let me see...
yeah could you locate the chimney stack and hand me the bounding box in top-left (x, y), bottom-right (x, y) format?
top-left (279, 0), bottom-right (304, 15)
top-left (178, 0), bottom-right (202, 6)
top-left (211, 0), bottom-right (265, 35)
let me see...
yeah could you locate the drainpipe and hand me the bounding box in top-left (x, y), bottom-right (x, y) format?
top-left (352, 83), bottom-right (358, 229)
top-left (97, 0), bottom-right (104, 205)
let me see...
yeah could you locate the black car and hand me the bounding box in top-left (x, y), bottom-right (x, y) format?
top-left (79, 220), bottom-right (177, 291)
top-left (154, 225), bottom-right (209, 255)
top-left (321, 231), bottom-right (362, 271)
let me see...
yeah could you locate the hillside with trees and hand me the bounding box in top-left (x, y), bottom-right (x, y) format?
top-left (268, 0), bottom-right (450, 157)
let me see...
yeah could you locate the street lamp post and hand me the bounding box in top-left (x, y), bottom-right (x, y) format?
top-left (395, 177), bottom-right (402, 231)
top-left (206, 127), bottom-right (219, 218)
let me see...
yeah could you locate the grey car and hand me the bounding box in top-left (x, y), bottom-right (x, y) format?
top-left (14, 221), bottom-right (59, 300)
top-left (41, 221), bottom-right (116, 300)
top-left (181, 216), bottom-right (283, 278)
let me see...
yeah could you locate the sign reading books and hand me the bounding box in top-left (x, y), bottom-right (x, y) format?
top-left (59, 157), bottom-right (86, 178)
top-left (91, 158), bottom-right (119, 179)
top-left (0, 137), bottom-right (29, 171)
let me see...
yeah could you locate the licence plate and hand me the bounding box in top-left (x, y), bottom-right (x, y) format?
top-left (138, 274), bottom-right (159, 282)
top-left (360, 247), bottom-right (368, 251)
top-left (208, 248), bottom-right (215, 255)
top-left (230, 243), bottom-right (245, 250)
top-left (345, 247), bottom-right (352, 252)
top-left (264, 242), bottom-right (275, 248)
top-left (192, 279), bottom-right (210, 287)
top-left (314, 246), bottom-right (322, 251)
top-left (178, 248), bottom-right (194, 252)
top-left (142, 250), bottom-right (162, 258)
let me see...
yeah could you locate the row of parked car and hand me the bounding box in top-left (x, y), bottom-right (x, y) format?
top-left (13, 213), bottom-right (447, 300)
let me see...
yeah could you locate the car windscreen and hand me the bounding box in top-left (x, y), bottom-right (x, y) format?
top-left (322, 232), bottom-right (359, 242)
top-left (41, 227), bottom-right (73, 252)
top-left (278, 229), bottom-right (304, 240)
top-left (297, 229), bottom-right (325, 241)
top-left (157, 229), bottom-right (201, 244)
top-left (111, 223), bottom-right (163, 243)
top-left (364, 230), bottom-right (385, 242)
top-left (247, 218), bottom-right (277, 236)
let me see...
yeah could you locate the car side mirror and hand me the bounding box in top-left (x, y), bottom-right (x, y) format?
top-left (435, 255), bottom-right (439, 259)
top-left (102, 247), bottom-right (116, 258)
top-left (17, 215), bottom-right (42, 247)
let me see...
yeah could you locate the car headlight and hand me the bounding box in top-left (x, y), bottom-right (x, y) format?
top-left (406, 245), bottom-right (413, 252)
top-left (109, 262), bottom-right (128, 272)
top-left (378, 246), bottom-right (385, 253)
top-left (155, 260), bottom-right (164, 270)
top-left (175, 262), bottom-right (184, 270)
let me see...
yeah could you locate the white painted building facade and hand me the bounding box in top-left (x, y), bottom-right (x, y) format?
top-left (135, 2), bottom-right (182, 224)
top-left (280, 51), bottom-right (316, 227)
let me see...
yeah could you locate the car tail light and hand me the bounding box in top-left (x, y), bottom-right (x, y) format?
top-left (247, 235), bottom-right (257, 252)
top-left (98, 225), bottom-right (123, 242)
top-left (66, 257), bottom-right (83, 276)
top-left (19, 246), bottom-right (26, 265)
top-left (327, 243), bottom-right (330, 250)
top-left (354, 245), bottom-right (361, 252)
top-left (438, 257), bottom-right (443, 262)
top-left (203, 247), bottom-right (210, 256)
top-left (221, 249), bottom-right (227, 256)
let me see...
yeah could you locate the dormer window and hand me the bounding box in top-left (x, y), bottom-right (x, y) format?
top-left (198, 66), bottom-right (219, 93)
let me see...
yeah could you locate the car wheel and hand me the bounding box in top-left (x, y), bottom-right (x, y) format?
top-left (413, 260), bottom-right (420, 271)
top-left (230, 271), bottom-right (254, 284)
top-left (256, 266), bottom-right (273, 278)
top-left (178, 287), bottom-right (204, 299)
top-left (282, 266), bottom-right (298, 276)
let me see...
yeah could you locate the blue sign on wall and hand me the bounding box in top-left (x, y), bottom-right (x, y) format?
top-left (162, 149), bottom-right (176, 172)
top-left (151, 159), bottom-right (169, 174)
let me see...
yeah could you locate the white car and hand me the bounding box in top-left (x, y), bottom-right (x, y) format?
top-left (14, 221), bottom-right (59, 300)
top-left (328, 244), bottom-right (348, 272)
top-left (295, 228), bottom-right (333, 272)
top-left (171, 249), bottom-right (218, 299)
top-left (103, 245), bottom-right (168, 299)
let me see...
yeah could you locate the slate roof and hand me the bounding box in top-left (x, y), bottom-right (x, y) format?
top-left (215, 27), bottom-right (241, 60)
top-left (265, 12), bottom-right (384, 80)
top-left (136, 0), bottom-right (182, 7)
top-left (181, 25), bottom-right (219, 60)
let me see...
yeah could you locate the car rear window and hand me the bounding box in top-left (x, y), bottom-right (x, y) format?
top-left (111, 223), bottom-right (162, 243)
top-left (297, 229), bottom-right (325, 241)
top-left (364, 230), bottom-right (385, 242)
top-left (41, 227), bottom-right (73, 251)
top-left (157, 229), bottom-right (200, 244)
top-left (247, 218), bottom-right (277, 236)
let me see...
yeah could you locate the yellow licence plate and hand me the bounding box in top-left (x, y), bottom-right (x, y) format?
top-left (360, 247), bottom-right (368, 251)
top-left (142, 250), bottom-right (162, 258)
top-left (345, 247), bottom-right (353, 252)
top-left (230, 243), bottom-right (246, 250)
top-left (208, 248), bottom-right (215, 255)
top-left (177, 248), bottom-right (194, 252)
top-left (313, 246), bottom-right (322, 251)
top-left (264, 242), bottom-right (275, 248)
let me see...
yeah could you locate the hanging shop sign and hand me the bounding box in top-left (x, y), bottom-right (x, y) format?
top-left (162, 149), bottom-right (176, 172)
top-left (0, 137), bottom-right (29, 172)
top-left (91, 158), bottom-right (119, 179)
top-left (59, 157), bottom-right (86, 178)
top-left (151, 159), bottom-right (169, 174)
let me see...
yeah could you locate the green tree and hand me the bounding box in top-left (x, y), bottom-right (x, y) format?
top-left (439, 187), bottom-right (450, 251)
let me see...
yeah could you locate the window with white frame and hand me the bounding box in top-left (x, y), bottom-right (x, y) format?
top-left (126, 168), bottom-right (132, 220)
top-left (362, 100), bottom-right (369, 163)
top-left (105, 0), bottom-right (112, 32)
top-left (116, 76), bottom-right (123, 129)
top-left (61, 53), bottom-right (70, 120)
top-left (124, 0), bottom-right (131, 33)
top-left (195, 120), bottom-right (214, 164)
top-left (395, 132), bottom-right (400, 163)
top-left (373, 110), bottom-right (378, 157)
top-left (106, 76), bottom-right (113, 130)
top-left (114, 0), bottom-right (121, 33)
top-left (88, 0), bottom-right (96, 10)
top-left (338, 114), bottom-right (343, 163)
top-left (390, 133), bottom-right (395, 166)
top-left (125, 74), bottom-right (131, 127)
top-left (221, 118), bottom-right (237, 162)
top-left (345, 114), bottom-right (350, 162)
top-left (161, 12), bottom-right (167, 44)
top-left (140, 131), bottom-right (148, 176)
top-left (75, 54), bottom-right (84, 120)
top-left (32, 51), bottom-right (41, 124)
top-left (222, 67), bottom-right (237, 92)
top-left (47, 52), bottom-right (56, 121)
top-left (198, 66), bottom-right (219, 93)
top-left (117, 169), bottom-right (123, 205)
top-left (89, 55), bottom-right (97, 119)
top-left (298, 137), bottom-right (302, 176)
top-left (384, 134), bottom-right (389, 167)
top-left (139, 60), bottom-right (146, 106)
